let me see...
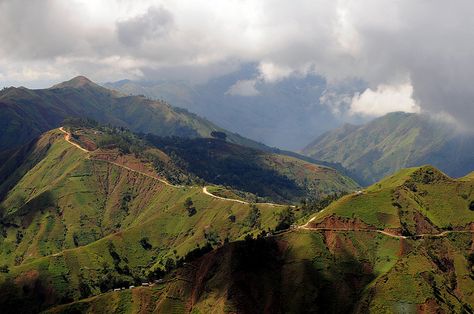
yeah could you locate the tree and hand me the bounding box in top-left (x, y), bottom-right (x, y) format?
top-left (210, 131), bottom-right (227, 141)
top-left (275, 207), bottom-right (295, 231)
top-left (245, 204), bottom-right (261, 228)
top-left (184, 197), bottom-right (196, 216)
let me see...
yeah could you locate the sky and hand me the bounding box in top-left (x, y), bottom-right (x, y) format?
top-left (0, 0), bottom-right (473, 129)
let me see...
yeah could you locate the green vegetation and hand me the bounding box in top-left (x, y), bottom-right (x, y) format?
top-left (0, 76), bottom-right (268, 153)
top-left (303, 112), bottom-right (474, 184)
top-left (145, 134), bottom-right (358, 202)
top-left (310, 165), bottom-right (474, 234)
top-left (0, 127), bottom-right (309, 313)
top-left (49, 227), bottom-right (474, 313)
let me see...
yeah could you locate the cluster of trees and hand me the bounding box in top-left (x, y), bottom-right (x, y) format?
top-left (184, 197), bottom-right (197, 216)
top-left (299, 192), bottom-right (347, 216)
top-left (275, 207), bottom-right (296, 231)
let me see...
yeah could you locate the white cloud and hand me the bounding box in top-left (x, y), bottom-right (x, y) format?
top-left (258, 62), bottom-right (294, 82)
top-left (226, 79), bottom-right (259, 96)
top-left (350, 83), bottom-right (420, 117)
top-left (0, 0), bottom-right (473, 129)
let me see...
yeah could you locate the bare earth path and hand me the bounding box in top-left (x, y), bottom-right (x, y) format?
top-left (59, 127), bottom-right (474, 239)
top-left (299, 224), bottom-right (474, 239)
top-left (59, 127), bottom-right (286, 206)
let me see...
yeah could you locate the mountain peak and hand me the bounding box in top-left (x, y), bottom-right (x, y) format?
top-left (51, 76), bottom-right (96, 89)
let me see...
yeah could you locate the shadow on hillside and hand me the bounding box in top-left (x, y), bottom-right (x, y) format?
top-left (195, 236), bottom-right (376, 314)
top-left (0, 136), bottom-right (50, 202)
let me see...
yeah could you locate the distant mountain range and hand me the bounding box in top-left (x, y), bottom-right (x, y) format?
top-left (105, 64), bottom-right (366, 150)
top-left (0, 76), bottom-right (267, 152)
top-left (303, 112), bottom-right (474, 185)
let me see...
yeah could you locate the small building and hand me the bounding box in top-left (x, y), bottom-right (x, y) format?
top-left (141, 282), bottom-right (150, 286)
top-left (113, 288), bottom-right (121, 292)
top-left (129, 285), bottom-right (135, 289)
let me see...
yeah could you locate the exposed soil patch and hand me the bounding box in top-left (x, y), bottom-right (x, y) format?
top-left (309, 215), bottom-right (376, 230)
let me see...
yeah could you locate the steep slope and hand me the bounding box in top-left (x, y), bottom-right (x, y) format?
top-left (49, 165), bottom-right (474, 313)
top-left (0, 127), bottom-right (292, 312)
top-left (145, 135), bottom-right (359, 203)
top-left (308, 165), bottom-right (474, 234)
top-left (302, 112), bottom-right (474, 184)
top-left (0, 76), bottom-right (267, 152)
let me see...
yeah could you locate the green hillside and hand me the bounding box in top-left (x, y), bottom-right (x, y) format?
top-left (48, 165), bottom-right (474, 313)
top-left (0, 124), bottom-right (359, 313)
top-left (0, 128), bottom-right (295, 312)
top-left (302, 112), bottom-right (474, 184)
top-left (145, 134), bottom-right (358, 203)
top-left (309, 165), bottom-right (474, 234)
top-left (0, 76), bottom-right (267, 152)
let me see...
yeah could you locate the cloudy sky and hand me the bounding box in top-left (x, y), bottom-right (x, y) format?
top-left (0, 0), bottom-right (473, 128)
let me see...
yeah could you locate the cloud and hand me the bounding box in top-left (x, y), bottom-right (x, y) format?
top-left (0, 0), bottom-right (473, 130)
top-left (226, 79), bottom-right (259, 96)
top-left (349, 83), bottom-right (420, 117)
top-left (117, 6), bottom-right (174, 47)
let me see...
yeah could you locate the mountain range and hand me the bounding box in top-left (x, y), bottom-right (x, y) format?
top-left (105, 64), bottom-right (367, 150)
top-left (0, 75), bottom-right (473, 313)
top-left (0, 76), bottom-right (267, 153)
top-left (303, 112), bottom-right (474, 185)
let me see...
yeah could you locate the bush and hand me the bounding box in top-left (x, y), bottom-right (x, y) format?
top-left (139, 237), bottom-right (152, 250)
top-left (275, 207), bottom-right (295, 231)
top-left (245, 205), bottom-right (261, 228)
top-left (0, 264), bottom-right (9, 273)
top-left (469, 200), bottom-right (474, 211)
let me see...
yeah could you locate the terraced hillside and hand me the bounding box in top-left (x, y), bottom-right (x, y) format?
top-left (49, 166), bottom-right (474, 313)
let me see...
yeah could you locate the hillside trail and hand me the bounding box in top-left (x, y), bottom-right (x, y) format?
top-left (299, 221), bottom-right (474, 239)
top-left (59, 127), bottom-right (286, 207)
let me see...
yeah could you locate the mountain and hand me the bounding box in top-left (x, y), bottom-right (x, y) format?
top-left (0, 126), bottom-right (288, 312)
top-left (104, 64), bottom-right (367, 150)
top-left (47, 165), bottom-right (474, 313)
top-left (144, 134), bottom-right (358, 203)
top-left (0, 76), bottom-right (267, 152)
top-left (0, 123), bottom-right (359, 312)
top-left (302, 112), bottom-right (474, 184)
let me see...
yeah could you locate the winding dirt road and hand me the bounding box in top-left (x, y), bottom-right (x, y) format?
top-left (59, 127), bottom-right (289, 206)
top-left (298, 224), bottom-right (474, 239)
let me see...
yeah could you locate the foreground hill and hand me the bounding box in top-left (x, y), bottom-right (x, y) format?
top-left (48, 166), bottom-right (474, 313)
top-left (0, 76), bottom-right (266, 152)
top-left (0, 127), bottom-right (291, 312)
top-left (0, 124), bottom-right (358, 312)
top-left (302, 112), bottom-right (474, 184)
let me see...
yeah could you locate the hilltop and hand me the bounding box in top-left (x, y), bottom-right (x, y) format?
top-left (48, 165), bottom-right (474, 313)
top-left (0, 76), bottom-right (267, 152)
top-left (302, 112), bottom-right (474, 184)
top-left (307, 165), bottom-right (474, 234)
